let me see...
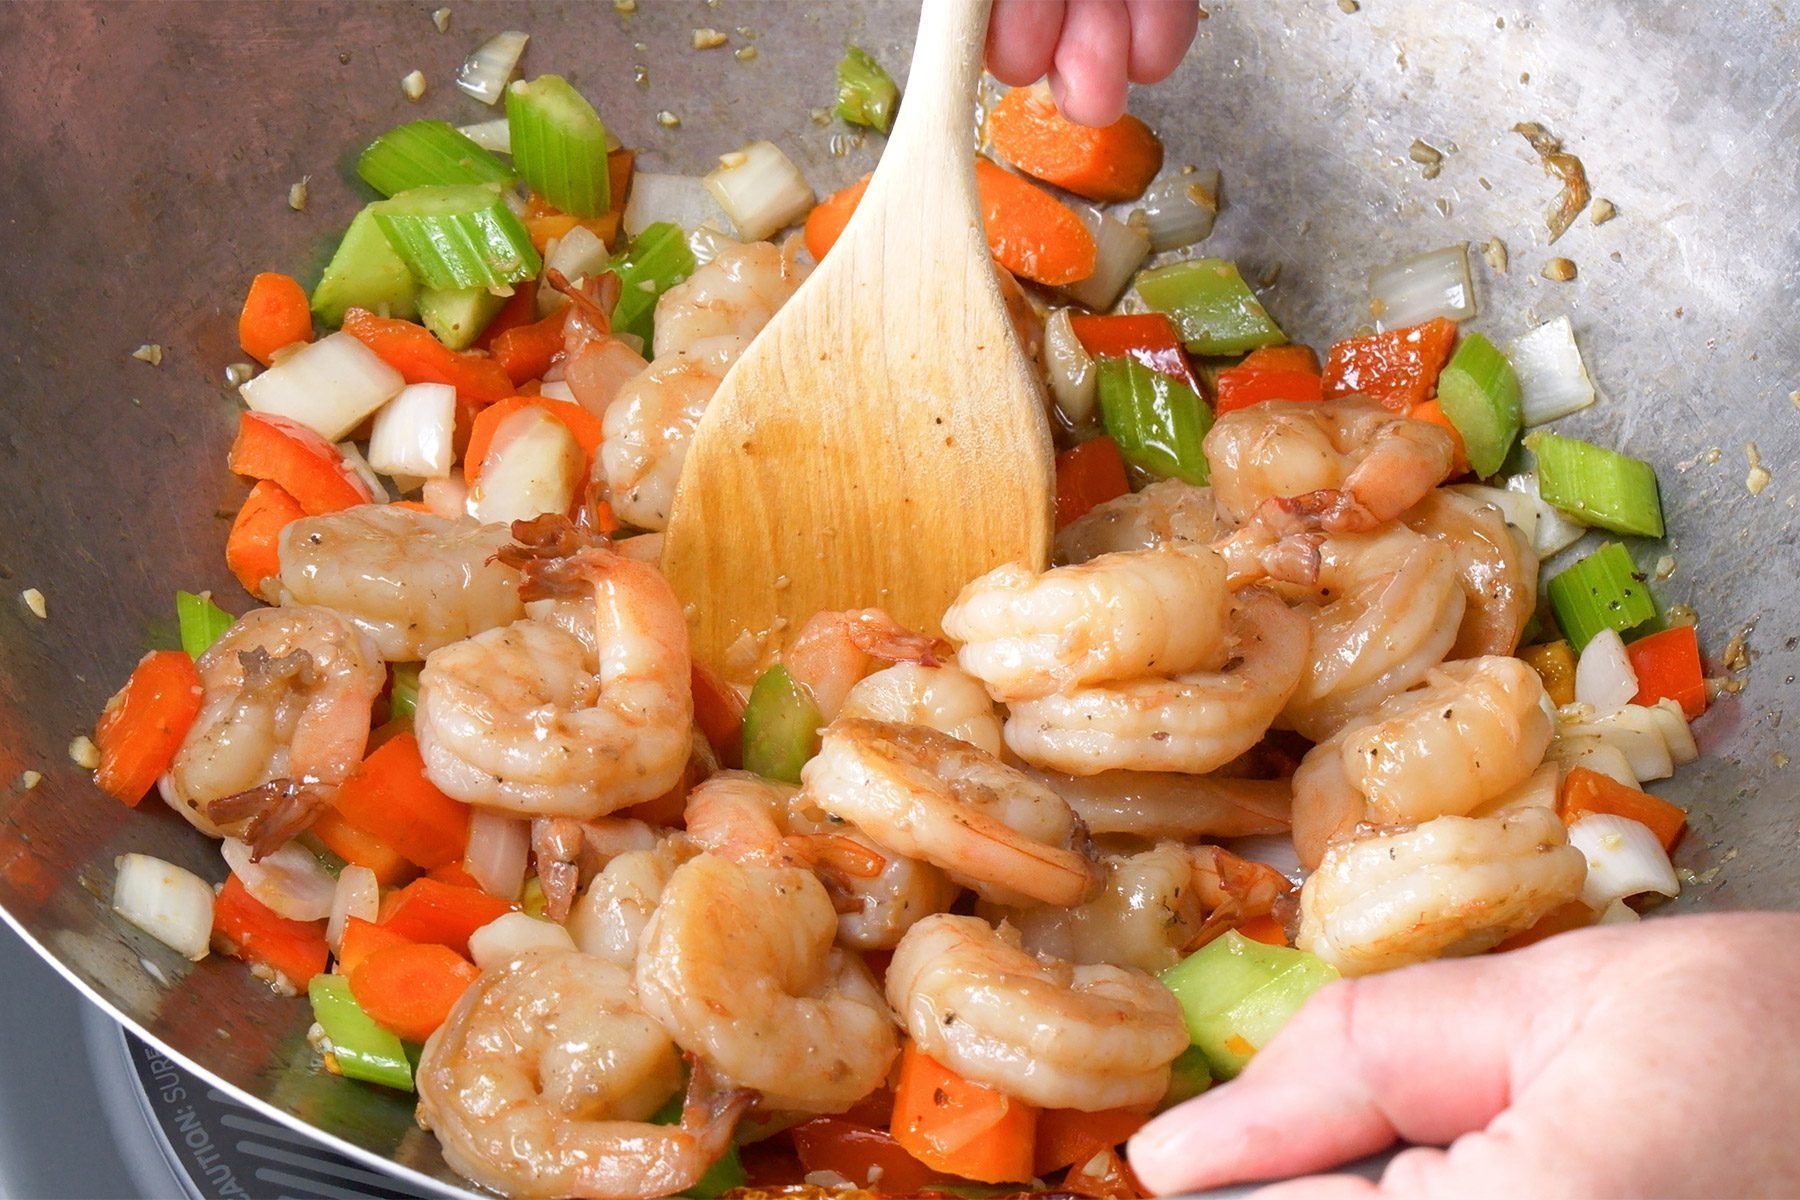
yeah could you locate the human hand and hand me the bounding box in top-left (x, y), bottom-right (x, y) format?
top-left (985, 0), bottom-right (1201, 127)
top-left (1128, 913), bottom-right (1800, 1197)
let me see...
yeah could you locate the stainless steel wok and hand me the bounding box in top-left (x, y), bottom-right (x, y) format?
top-left (0, 2), bottom-right (1794, 1194)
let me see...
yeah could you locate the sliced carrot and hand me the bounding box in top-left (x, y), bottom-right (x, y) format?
top-left (1559, 766), bottom-right (1688, 851)
top-left (1033, 1107), bottom-right (1151, 1176)
top-left (310, 807), bottom-right (416, 887)
top-left (92, 650), bottom-right (203, 806)
top-left (1235, 914), bottom-right (1291, 947)
top-left (1214, 367), bottom-right (1324, 415)
top-left (212, 874), bottom-right (329, 988)
top-left (491, 309), bottom-right (570, 386)
top-left (463, 394), bottom-right (605, 481)
top-left (891, 1043), bottom-right (1037, 1184)
top-left (805, 175), bottom-right (871, 263)
top-left (1625, 625), bottom-right (1707, 719)
top-left (1407, 398), bottom-right (1471, 476)
top-left (691, 660), bottom-right (746, 770)
top-left (793, 1118), bottom-right (945, 1193)
top-left (335, 915), bottom-right (414, 977)
top-left (227, 411), bottom-right (378, 515)
top-left (330, 733), bottom-right (470, 870)
top-left (1055, 437), bottom-right (1131, 531)
top-left (378, 877), bottom-right (515, 955)
top-left (1321, 317), bottom-right (1459, 412)
top-left (1494, 899), bottom-right (1597, 952)
top-left (340, 308), bottom-right (514, 404)
top-left (348, 942), bottom-right (478, 1043)
top-left (237, 272), bottom-right (314, 366)
top-left (988, 85), bottom-right (1163, 202)
top-left (225, 478), bottom-right (306, 597)
top-left (428, 861), bottom-right (484, 890)
top-left (1239, 345), bottom-right (1321, 374)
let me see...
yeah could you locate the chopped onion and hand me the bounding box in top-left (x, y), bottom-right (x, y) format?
top-left (239, 331), bottom-right (406, 442)
top-left (334, 441), bottom-right (391, 503)
top-left (1504, 471), bottom-right (1588, 558)
top-left (469, 911), bottom-right (577, 969)
top-left (704, 141), bottom-right (814, 242)
top-left (220, 839), bottom-right (336, 922)
top-left (464, 809), bottom-right (530, 901)
top-left (1060, 203), bottom-right (1150, 311)
top-left (536, 379), bottom-right (578, 403)
top-left (1368, 244), bottom-right (1475, 331)
top-left (1224, 834), bottom-right (1304, 884)
top-left (687, 220), bottom-right (741, 268)
top-left (538, 226), bottom-right (613, 315)
top-left (1597, 898), bottom-right (1641, 925)
top-left (1574, 628), bottom-right (1638, 709)
top-left (326, 865), bottom-right (379, 951)
top-left (368, 382), bottom-right (456, 479)
top-left (1132, 169), bottom-right (1221, 252)
top-left (1510, 316), bottom-right (1596, 425)
top-left (457, 118), bottom-right (511, 154)
top-left (1644, 698), bottom-right (1699, 765)
top-left (455, 30), bottom-right (529, 106)
top-left (422, 473), bottom-right (471, 521)
top-left (113, 854), bottom-right (213, 961)
top-left (1559, 703), bottom-right (1675, 783)
top-left (624, 173), bottom-right (727, 239)
top-left (1044, 308), bottom-right (1097, 427)
top-left (1446, 482), bottom-right (1539, 548)
top-left (470, 406), bottom-right (584, 525)
top-left (1548, 734), bottom-right (1641, 788)
top-left (1568, 813), bottom-right (1679, 910)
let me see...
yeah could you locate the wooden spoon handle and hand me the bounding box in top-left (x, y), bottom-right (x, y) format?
top-left (866, 0), bottom-right (992, 208)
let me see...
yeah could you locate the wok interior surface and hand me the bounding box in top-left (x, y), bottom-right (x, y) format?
top-left (0, 1), bottom-right (1794, 1192)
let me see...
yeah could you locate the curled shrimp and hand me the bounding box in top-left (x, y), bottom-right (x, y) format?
top-left (553, 271), bottom-right (647, 419)
top-left (681, 770), bottom-right (884, 885)
top-left (648, 240), bottom-right (807, 359)
top-left (783, 608), bottom-right (951, 721)
top-left (568, 839), bottom-right (691, 966)
top-left (800, 719), bottom-right (1101, 907)
top-left (1291, 656), bottom-right (1555, 869)
top-left (1204, 396), bottom-right (1457, 532)
top-left (1053, 478), bottom-right (1222, 565)
top-left (599, 335), bottom-right (747, 532)
top-left (838, 661), bottom-right (1003, 756)
top-left (887, 914), bottom-right (1190, 1111)
top-left (415, 543), bottom-right (693, 818)
top-left (1003, 589), bottom-right (1311, 776)
top-left (1029, 769), bottom-right (1292, 840)
top-left (943, 544), bottom-right (1232, 703)
top-left (1404, 488), bottom-right (1540, 657)
top-left (163, 606), bottom-right (382, 851)
top-left (636, 853), bottom-right (898, 1113)
top-left (786, 789), bottom-right (961, 951)
top-left (275, 505), bottom-right (524, 660)
top-left (416, 952), bottom-right (749, 1200)
top-left (1295, 806), bottom-right (1586, 975)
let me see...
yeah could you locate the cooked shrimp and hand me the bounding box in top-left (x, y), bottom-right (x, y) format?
top-left (553, 271), bottom-right (648, 419)
top-left (838, 662), bottom-right (1003, 756)
top-left (786, 790), bottom-right (961, 951)
top-left (599, 335), bottom-right (746, 532)
top-left (636, 853), bottom-right (898, 1113)
top-left (163, 606), bottom-right (382, 850)
top-left (414, 545), bottom-right (692, 817)
top-left (1003, 589), bottom-right (1310, 776)
top-left (800, 719), bottom-right (1101, 907)
top-left (1290, 656), bottom-right (1555, 869)
top-left (1205, 396), bottom-right (1457, 532)
top-left (886, 914), bottom-right (1189, 1111)
top-left (1053, 479), bottom-right (1222, 565)
top-left (649, 240), bottom-right (807, 359)
top-left (1295, 807), bottom-right (1586, 975)
top-left (784, 608), bottom-right (951, 721)
top-left (680, 770), bottom-right (881, 880)
top-left (568, 840), bottom-right (690, 966)
top-left (944, 544), bottom-right (1231, 702)
top-left (1404, 488), bottom-right (1540, 657)
top-left (416, 952), bottom-right (749, 1200)
top-left (275, 505), bottom-right (523, 660)
top-left (1029, 769), bottom-right (1292, 840)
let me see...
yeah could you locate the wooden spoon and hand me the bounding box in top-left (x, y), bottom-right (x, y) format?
top-left (660, 0), bottom-right (1053, 675)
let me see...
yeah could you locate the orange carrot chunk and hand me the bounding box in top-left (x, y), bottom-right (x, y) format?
top-left (225, 478), bottom-right (307, 597)
top-left (891, 1043), bottom-right (1037, 1184)
top-left (1625, 625), bottom-right (1708, 720)
top-left (238, 272), bottom-right (315, 366)
top-left (93, 650), bottom-right (204, 806)
top-left (335, 915), bottom-right (415, 977)
top-left (1558, 766), bottom-right (1688, 852)
top-left (804, 175), bottom-right (871, 263)
top-left (1407, 398), bottom-right (1472, 477)
top-left (310, 808), bottom-right (417, 887)
top-left (213, 874), bottom-right (330, 988)
top-left (988, 85), bottom-right (1163, 202)
top-left (378, 877), bottom-right (515, 955)
top-left (330, 733), bottom-right (471, 871)
top-left (227, 412), bottom-right (378, 515)
top-left (348, 942), bottom-right (478, 1043)
top-left (1033, 1106), bottom-right (1151, 1176)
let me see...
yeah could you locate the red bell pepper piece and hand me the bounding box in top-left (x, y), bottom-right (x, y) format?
top-left (1320, 317), bottom-right (1458, 412)
top-left (1067, 313), bottom-right (1202, 395)
top-left (1054, 437), bottom-right (1131, 530)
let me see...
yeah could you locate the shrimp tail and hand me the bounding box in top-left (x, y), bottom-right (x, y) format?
top-left (206, 778), bottom-right (335, 861)
top-left (677, 1054), bottom-right (755, 1170)
top-left (531, 817), bottom-right (587, 922)
top-left (1183, 844), bottom-right (1297, 952)
top-left (1217, 525), bottom-right (1323, 588)
top-left (842, 610), bottom-right (953, 667)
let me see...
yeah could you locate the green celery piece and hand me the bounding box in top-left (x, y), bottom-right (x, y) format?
top-left (175, 590), bottom-right (234, 660)
top-left (311, 205), bottom-right (419, 326)
top-left (307, 975), bottom-right (414, 1091)
top-left (1437, 332), bottom-right (1521, 477)
top-left (1545, 542), bottom-right (1658, 651)
top-left (611, 222), bottom-right (697, 347)
top-left (506, 75), bottom-right (612, 217)
top-left (1157, 1045), bottom-right (1213, 1112)
top-left (372, 185), bottom-right (542, 291)
top-left (1525, 431), bottom-right (1665, 538)
top-left (650, 1090), bottom-right (749, 1198)
top-left (742, 665), bottom-right (823, 785)
top-left (835, 45), bottom-right (898, 134)
top-left (1161, 931), bottom-right (1339, 1081)
top-left (1097, 356), bottom-right (1213, 485)
top-left (1134, 259), bottom-right (1286, 355)
top-left (357, 120), bottom-right (516, 197)
top-left (388, 663), bottom-right (422, 721)
top-left (417, 286), bottom-right (509, 350)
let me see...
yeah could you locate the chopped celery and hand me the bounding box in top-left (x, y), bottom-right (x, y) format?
top-left (417, 286), bottom-right (508, 350)
top-left (506, 75), bottom-right (612, 217)
top-left (650, 1089), bottom-right (749, 1198)
top-left (388, 663), bottom-right (422, 721)
top-left (742, 665), bottom-right (823, 785)
top-left (1096, 356), bottom-right (1213, 485)
top-left (311, 205), bottom-right (419, 326)
top-left (1134, 259), bottom-right (1287, 356)
top-left (175, 590), bottom-right (233, 660)
top-left (1437, 332), bottom-right (1521, 477)
top-left (1525, 431), bottom-right (1665, 538)
top-left (610, 222), bottom-right (697, 346)
top-left (356, 120), bottom-right (516, 198)
top-left (1545, 541), bottom-right (1658, 651)
top-left (308, 975), bottom-right (414, 1091)
top-left (1157, 1045), bottom-right (1213, 1112)
top-left (835, 45), bottom-right (898, 134)
top-left (1160, 931), bottom-right (1339, 1081)
top-left (371, 185), bottom-right (542, 291)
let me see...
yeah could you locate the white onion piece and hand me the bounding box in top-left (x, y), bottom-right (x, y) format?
top-left (1132, 169), bottom-right (1221, 252)
top-left (368, 382), bottom-right (456, 479)
top-left (457, 118), bottom-right (511, 154)
top-left (687, 221), bottom-right (741, 268)
top-left (113, 854), bottom-right (214, 961)
top-left (464, 810), bottom-right (530, 900)
top-left (1559, 703), bottom-right (1675, 783)
top-left (1368, 244), bottom-right (1475, 331)
top-left (624, 173), bottom-right (728, 239)
top-left (470, 407), bottom-right (583, 525)
top-left (1569, 814), bottom-right (1679, 910)
top-left (221, 840), bottom-right (336, 922)
top-left (1597, 898), bottom-right (1641, 925)
top-left (1504, 472), bottom-right (1588, 558)
top-left (704, 141), bottom-right (814, 242)
top-left (1645, 699), bottom-right (1699, 764)
top-left (455, 30), bottom-right (529, 105)
top-left (469, 912), bottom-right (577, 969)
top-left (538, 226), bottom-right (614, 316)
top-left (422, 473), bottom-right (471, 521)
top-left (1044, 309), bottom-right (1097, 427)
top-left (1548, 735), bottom-right (1640, 788)
top-left (334, 441), bottom-right (391, 503)
top-left (1510, 316), bottom-right (1596, 426)
top-left (1224, 835), bottom-right (1304, 885)
top-left (536, 379), bottom-right (578, 403)
top-left (1060, 203), bottom-right (1151, 311)
top-left (1575, 629), bottom-right (1639, 709)
top-left (326, 865), bottom-right (380, 951)
top-left (1446, 483), bottom-right (1539, 547)
top-left (240, 331), bottom-right (406, 441)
